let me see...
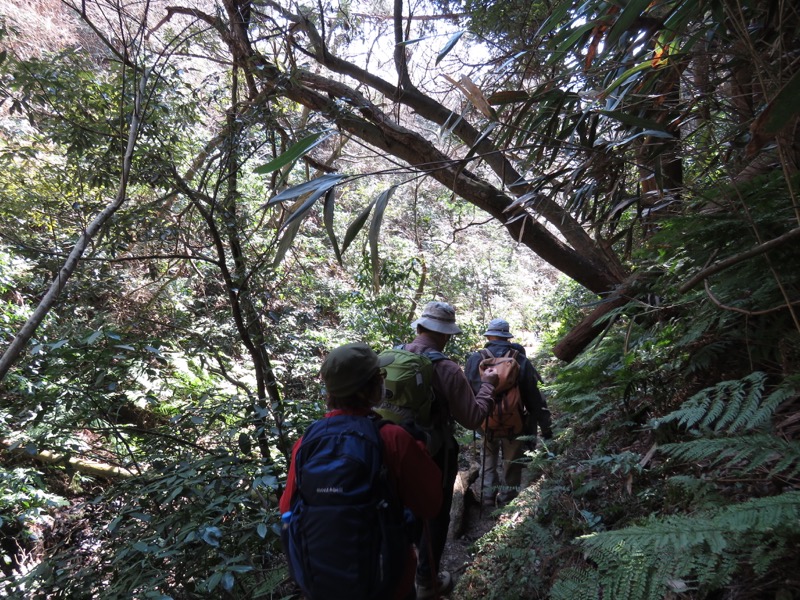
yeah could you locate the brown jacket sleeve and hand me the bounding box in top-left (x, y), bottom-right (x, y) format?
top-left (433, 358), bottom-right (495, 430)
top-left (405, 334), bottom-right (495, 430)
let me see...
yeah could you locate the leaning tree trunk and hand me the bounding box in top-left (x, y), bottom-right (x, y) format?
top-left (0, 70), bottom-right (147, 382)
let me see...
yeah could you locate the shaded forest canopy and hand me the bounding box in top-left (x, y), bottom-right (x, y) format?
top-left (1, 0), bottom-right (799, 598)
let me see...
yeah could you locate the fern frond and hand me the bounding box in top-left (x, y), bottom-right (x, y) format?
top-left (752, 383), bottom-right (796, 428)
top-left (578, 492), bottom-right (800, 595)
top-left (700, 390), bottom-right (724, 427)
top-left (549, 568), bottom-right (601, 600)
top-left (720, 376), bottom-right (761, 432)
top-left (653, 372), bottom-right (786, 435)
top-left (660, 434), bottom-right (800, 479)
top-left (581, 492), bottom-right (800, 551)
top-left (770, 453), bottom-right (800, 480)
top-left (685, 340), bottom-right (730, 373)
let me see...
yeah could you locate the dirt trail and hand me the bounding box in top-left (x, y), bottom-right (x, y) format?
top-left (440, 446), bottom-right (501, 587)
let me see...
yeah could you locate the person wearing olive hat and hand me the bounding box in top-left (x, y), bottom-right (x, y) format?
top-left (403, 302), bottom-right (499, 598)
top-left (280, 343), bottom-right (442, 600)
top-left (465, 319), bottom-right (553, 507)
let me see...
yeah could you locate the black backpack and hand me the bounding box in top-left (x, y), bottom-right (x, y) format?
top-left (282, 414), bottom-right (408, 600)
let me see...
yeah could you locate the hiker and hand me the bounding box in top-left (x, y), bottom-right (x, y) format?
top-left (279, 342), bottom-right (443, 600)
top-left (465, 318), bottom-right (553, 507)
top-left (402, 301), bottom-right (498, 599)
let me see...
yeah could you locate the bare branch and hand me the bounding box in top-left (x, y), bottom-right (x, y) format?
top-left (680, 227), bottom-right (800, 293)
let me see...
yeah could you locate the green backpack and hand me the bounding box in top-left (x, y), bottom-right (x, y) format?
top-left (374, 346), bottom-right (446, 430)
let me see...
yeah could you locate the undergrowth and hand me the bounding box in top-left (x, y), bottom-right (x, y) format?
top-left (455, 171), bottom-right (800, 599)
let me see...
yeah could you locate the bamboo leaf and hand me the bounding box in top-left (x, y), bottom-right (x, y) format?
top-left (601, 60), bottom-right (655, 99)
top-left (85, 330), bottom-right (103, 345)
top-left (607, 129), bottom-right (673, 148)
top-left (605, 0), bottom-right (653, 50)
top-left (341, 199), bottom-right (377, 255)
top-left (535, 1), bottom-right (572, 41)
top-left (440, 111), bottom-right (463, 139)
top-left (368, 186), bottom-right (398, 292)
top-left (264, 173), bottom-right (347, 207)
top-left (436, 31), bottom-right (465, 65)
top-left (280, 186), bottom-right (329, 231)
top-left (398, 36), bottom-right (428, 46)
top-left (598, 110), bottom-right (670, 132)
top-left (441, 74), bottom-right (496, 118)
top-left (322, 187), bottom-right (342, 265)
top-left (551, 20), bottom-right (596, 63)
top-left (746, 69), bottom-right (800, 156)
top-left (253, 130), bottom-right (332, 175)
top-left (463, 122), bottom-right (499, 162)
top-left (271, 216), bottom-right (303, 269)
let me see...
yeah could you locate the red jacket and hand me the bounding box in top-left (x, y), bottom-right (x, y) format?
top-left (279, 408), bottom-right (442, 599)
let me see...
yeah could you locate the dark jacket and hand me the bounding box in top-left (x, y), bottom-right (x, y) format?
top-left (465, 340), bottom-right (552, 438)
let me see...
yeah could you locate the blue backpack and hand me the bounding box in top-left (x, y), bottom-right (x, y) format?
top-left (282, 414), bottom-right (408, 600)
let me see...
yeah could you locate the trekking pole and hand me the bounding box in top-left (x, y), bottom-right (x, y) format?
top-left (472, 429), bottom-right (477, 461)
top-left (479, 418), bottom-right (488, 519)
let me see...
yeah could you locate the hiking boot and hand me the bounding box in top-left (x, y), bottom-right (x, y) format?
top-left (497, 493), bottom-right (517, 507)
top-left (416, 571), bottom-right (453, 599)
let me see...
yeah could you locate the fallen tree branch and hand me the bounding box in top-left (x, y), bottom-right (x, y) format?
top-left (0, 69), bottom-right (148, 382)
top-left (553, 292), bottom-right (630, 363)
top-left (679, 226), bottom-right (800, 293)
top-left (2, 440), bottom-right (135, 479)
top-left (703, 279), bottom-right (800, 316)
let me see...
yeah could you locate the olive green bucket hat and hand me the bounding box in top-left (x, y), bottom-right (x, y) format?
top-left (320, 342), bottom-right (394, 397)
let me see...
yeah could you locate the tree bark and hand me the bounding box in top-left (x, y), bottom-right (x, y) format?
top-left (552, 291), bottom-right (631, 363)
top-left (208, 4), bottom-right (627, 295)
top-left (2, 440), bottom-right (134, 479)
top-left (448, 463), bottom-right (480, 540)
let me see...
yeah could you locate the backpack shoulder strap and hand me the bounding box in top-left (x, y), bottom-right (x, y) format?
top-left (479, 348), bottom-right (493, 361)
top-left (396, 344), bottom-right (447, 363)
top-left (504, 348), bottom-right (519, 361)
top-left (422, 350), bottom-right (447, 363)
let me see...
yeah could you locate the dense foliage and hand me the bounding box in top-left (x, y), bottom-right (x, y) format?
top-left (1, 0), bottom-right (799, 598)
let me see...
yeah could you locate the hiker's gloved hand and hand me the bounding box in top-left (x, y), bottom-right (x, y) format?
top-left (480, 367), bottom-right (500, 388)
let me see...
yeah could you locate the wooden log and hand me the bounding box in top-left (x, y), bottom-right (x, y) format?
top-left (552, 290), bottom-right (629, 363)
top-left (448, 463), bottom-right (480, 540)
top-left (1, 439), bottom-right (135, 479)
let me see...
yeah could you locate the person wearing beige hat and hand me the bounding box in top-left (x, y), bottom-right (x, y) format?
top-left (403, 301), bottom-right (498, 598)
top-left (280, 343), bottom-right (442, 600)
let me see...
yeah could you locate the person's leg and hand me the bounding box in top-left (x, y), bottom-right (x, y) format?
top-left (416, 435), bottom-right (458, 586)
top-left (498, 437), bottom-right (526, 504)
top-left (481, 435), bottom-right (500, 505)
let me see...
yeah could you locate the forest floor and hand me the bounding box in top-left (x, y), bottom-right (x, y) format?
top-left (440, 443), bottom-right (507, 592)
top-left (441, 482), bottom-right (496, 585)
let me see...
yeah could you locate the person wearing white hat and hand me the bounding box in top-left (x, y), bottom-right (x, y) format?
top-left (404, 301), bottom-right (498, 598)
top-left (465, 319), bottom-right (553, 507)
